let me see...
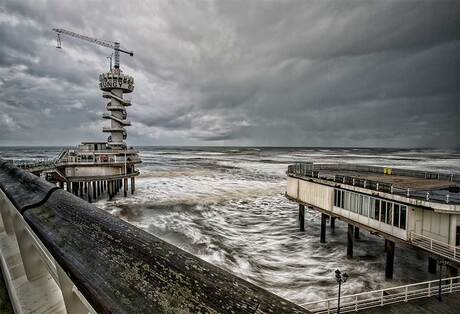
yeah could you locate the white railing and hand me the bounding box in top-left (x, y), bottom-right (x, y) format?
top-left (410, 232), bottom-right (459, 262)
top-left (301, 275), bottom-right (460, 313)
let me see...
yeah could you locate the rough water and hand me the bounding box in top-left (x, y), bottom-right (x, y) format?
top-left (1, 147), bottom-right (459, 305)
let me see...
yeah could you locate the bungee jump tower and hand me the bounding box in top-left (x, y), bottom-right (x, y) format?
top-left (48, 29), bottom-right (141, 202)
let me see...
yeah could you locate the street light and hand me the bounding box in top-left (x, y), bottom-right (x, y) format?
top-left (335, 269), bottom-right (349, 314)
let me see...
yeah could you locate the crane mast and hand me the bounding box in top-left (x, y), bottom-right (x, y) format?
top-left (52, 28), bottom-right (133, 69)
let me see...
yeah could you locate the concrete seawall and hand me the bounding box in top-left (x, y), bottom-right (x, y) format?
top-left (0, 159), bottom-right (309, 313)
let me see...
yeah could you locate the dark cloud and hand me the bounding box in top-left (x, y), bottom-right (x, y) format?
top-left (0, 0), bottom-right (458, 147)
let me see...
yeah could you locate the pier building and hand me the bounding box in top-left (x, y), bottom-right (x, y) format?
top-left (286, 162), bottom-right (460, 279)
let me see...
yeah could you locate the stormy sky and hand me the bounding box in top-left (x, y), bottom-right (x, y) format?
top-left (0, 0), bottom-right (459, 147)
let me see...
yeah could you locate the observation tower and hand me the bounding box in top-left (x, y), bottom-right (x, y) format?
top-left (47, 28), bottom-right (141, 202)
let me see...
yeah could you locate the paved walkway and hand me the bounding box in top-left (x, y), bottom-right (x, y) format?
top-left (358, 293), bottom-right (460, 314)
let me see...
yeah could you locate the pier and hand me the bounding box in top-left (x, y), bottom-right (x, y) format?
top-left (286, 162), bottom-right (460, 312)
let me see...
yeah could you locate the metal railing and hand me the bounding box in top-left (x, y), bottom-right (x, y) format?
top-left (301, 275), bottom-right (460, 313)
top-left (410, 232), bottom-right (459, 262)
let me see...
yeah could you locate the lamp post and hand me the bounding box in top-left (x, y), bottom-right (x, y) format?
top-left (438, 260), bottom-right (447, 302)
top-left (335, 269), bottom-right (349, 314)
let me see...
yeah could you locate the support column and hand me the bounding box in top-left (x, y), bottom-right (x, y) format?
top-left (428, 257), bottom-right (437, 274)
top-left (13, 215), bottom-right (48, 281)
top-left (385, 239), bottom-right (395, 279)
top-left (131, 177), bottom-right (135, 194)
top-left (109, 181), bottom-right (113, 200)
top-left (320, 213), bottom-right (327, 243)
top-left (124, 178), bottom-right (128, 197)
top-left (79, 182), bottom-right (83, 198)
top-left (0, 199), bottom-right (15, 235)
top-left (87, 182), bottom-right (92, 203)
top-left (298, 204), bottom-right (305, 232)
top-left (97, 181), bottom-right (101, 196)
top-left (347, 224), bottom-right (354, 257)
top-left (92, 181), bottom-right (97, 200)
top-left (330, 217), bottom-right (336, 230)
top-left (59, 181), bottom-right (64, 189)
top-left (354, 227), bottom-right (360, 240)
top-left (84, 182), bottom-right (87, 193)
top-left (66, 181), bottom-right (71, 192)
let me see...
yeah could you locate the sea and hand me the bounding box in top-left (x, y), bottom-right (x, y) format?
top-left (1, 146), bottom-right (459, 305)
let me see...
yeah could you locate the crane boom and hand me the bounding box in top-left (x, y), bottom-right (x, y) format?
top-left (52, 28), bottom-right (133, 69)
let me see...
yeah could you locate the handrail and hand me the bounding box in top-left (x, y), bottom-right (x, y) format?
top-left (410, 232), bottom-right (459, 262)
top-left (301, 275), bottom-right (460, 313)
top-left (0, 159), bottom-right (309, 313)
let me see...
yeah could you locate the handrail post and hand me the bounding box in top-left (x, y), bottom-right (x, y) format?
top-left (355, 295), bottom-right (358, 311)
top-left (405, 286), bottom-right (408, 302)
top-left (380, 290), bottom-right (384, 306)
top-left (428, 282), bottom-right (431, 297)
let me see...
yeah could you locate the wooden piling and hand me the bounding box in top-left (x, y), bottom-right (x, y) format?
top-left (347, 224), bottom-right (354, 257)
top-left (385, 239), bottom-right (395, 279)
top-left (320, 213), bottom-right (327, 243)
top-left (298, 204), bottom-right (305, 232)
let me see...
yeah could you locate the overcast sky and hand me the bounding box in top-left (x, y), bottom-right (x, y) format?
top-left (0, 0), bottom-right (459, 147)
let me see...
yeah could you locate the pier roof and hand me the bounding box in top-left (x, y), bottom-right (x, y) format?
top-left (288, 162), bottom-right (460, 205)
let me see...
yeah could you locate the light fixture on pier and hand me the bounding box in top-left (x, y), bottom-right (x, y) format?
top-left (335, 269), bottom-right (349, 314)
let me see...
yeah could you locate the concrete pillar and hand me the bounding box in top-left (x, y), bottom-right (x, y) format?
top-left (85, 182), bottom-right (92, 203)
top-left (57, 265), bottom-right (89, 314)
top-left (13, 215), bottom-right (48, 281)
top-left (66, 182), bottom-right (71, 192)
top-left (92, 181), bottom-right (97, 200)
top-left (124, 178), bottom-right (128, 197)
top-left (108, 181), bottom-right (113, 200)
top-left (84, 182), bottom-right (87, 193)
top-left (320, 213), bottom-right (327, 243)
top-left (79, 182), bottom-right (83, 198)
top-left (97, 181), bottom-right (101, 197)
top-left (0, 198), bottom-right (15, 235)
top-left (447, 265), bottom-right (458, 277)
top-left (330, 217), bottom-right (336, 230)
top-left (428, 257), bottom-right (437, 274)
top-left (354, 227), bottom-right (360, 240)
top-left (298, 204), bottom-right (305, 232)
top-left (347, 224), bottom-right (354, 257)
top-left (59, 181), bottom-right (64, 189)
top-left (131, 177), bottom-right (135, 194)
top-left (385, 239), bottom-right (395, 279)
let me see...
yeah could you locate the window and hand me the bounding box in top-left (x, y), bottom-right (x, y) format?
top-left (358, 195), bottom-right (363, 215)
top-left (374, 199), bottom-right (380, 220)
top-left (380, 201), bottom-right (387, 222)
top-left (386, 202), bottom-right (392, 225)
top-left (400, 206), bottom-right (407, 230)
top-left (370, 198), bottom-right (375, 218)
top-left (393, 204), bottom-right (400, 228)
top-left (341, 191), bottom-right (344, 208)
top-left (363, 196), bottom-right (369, 217)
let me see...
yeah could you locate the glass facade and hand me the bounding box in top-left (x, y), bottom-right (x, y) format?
top-left (334, 189), bottom-right (407, 230)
